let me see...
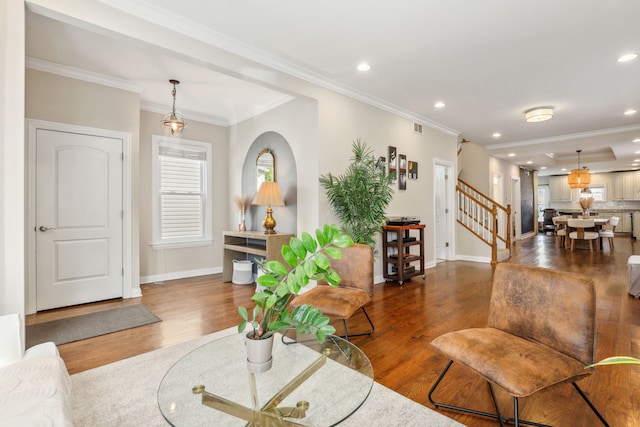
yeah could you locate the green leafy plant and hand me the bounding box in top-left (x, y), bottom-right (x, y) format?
top-left (319, 139), bottom-right (395, 248)
top-left (238, 224), bottom-right (354, 343)
top-left (585, 356), bottom-right (640, 369)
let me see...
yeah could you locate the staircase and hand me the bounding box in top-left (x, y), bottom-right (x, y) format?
top-left (457, 178), bottom-right (511, 265)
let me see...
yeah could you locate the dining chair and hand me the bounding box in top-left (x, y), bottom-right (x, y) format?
top-left (599, 216), bottom-right (619, 250)
top-left (289, 243), bottom-right (374, 341)
top-left (568, 218), bottom-right (599, 251)
top-left (428, 263), bottom-right (608, 427)
top-left (552, 216), bottom-right (567, 247)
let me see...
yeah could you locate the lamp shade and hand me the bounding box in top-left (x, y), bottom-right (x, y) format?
top-left (252, 182), bottom-right (285, 207)
top-left (568, 168), bottom-right (591, 189)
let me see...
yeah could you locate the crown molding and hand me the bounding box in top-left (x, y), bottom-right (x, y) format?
top-left (98, 0), bottom-right (460, 138)
top-left (485, 124), bottom-right (640, 150)
top-left (26, 56), bottom-right (144, 93)
top-left (140, 102), bottom-right (229, 127)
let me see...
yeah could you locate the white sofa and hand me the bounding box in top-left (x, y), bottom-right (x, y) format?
top-left (0, 313), bottom-right (73, 427)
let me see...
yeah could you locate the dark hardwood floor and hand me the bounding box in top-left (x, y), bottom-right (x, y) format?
top-left (27, 233), bottom-right (640, 426)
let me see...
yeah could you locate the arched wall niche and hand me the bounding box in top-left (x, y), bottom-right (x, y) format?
top-left (241, 131), bottom-right (297, 235)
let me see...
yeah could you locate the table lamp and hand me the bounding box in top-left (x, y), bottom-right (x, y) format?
top-left (252, 182), bottom-right (285, 234)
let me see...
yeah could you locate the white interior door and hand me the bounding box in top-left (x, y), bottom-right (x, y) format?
top-left (36, 129), bottom-right (123, 310)
top-left (435, 163), bottom-right (451, 260)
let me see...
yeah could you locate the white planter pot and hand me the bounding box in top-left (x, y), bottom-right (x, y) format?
top-left (245, 332), bottom-right (274, 373)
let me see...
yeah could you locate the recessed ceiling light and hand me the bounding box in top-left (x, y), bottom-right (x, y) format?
top-left (356, 63), bottom-right (372, 72)
top-left (540, 166), bottom-right (547, 170)
top-left (493, 133), bottom-right (501, 138)
top-left (617, 53), bottom-right (638, 63)
top-left (526, 161), bottom-right (533, 164)
top-left (508, 153), bottom-right (516, 157)
top-left (525, 107), bottom-right (554, 122)
top-left (561, 168), bottom-right (567, 171)
top-left (634, 138), bottom-right (640, 143)
top-left (635, 151), bottom-right (640, 154)
top-left (633, 163), bottom-right (639, 167)
top-left (624, 109), bottom-right (637, 116)
top-left (434, 101), bottom-right (446, 108)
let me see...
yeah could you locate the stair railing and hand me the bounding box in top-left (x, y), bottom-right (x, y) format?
top-left (457, 178), bottom-right (511, 265)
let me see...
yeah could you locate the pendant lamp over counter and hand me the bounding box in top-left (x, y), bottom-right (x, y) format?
top-left (567, 150), bottom-right (591, 189)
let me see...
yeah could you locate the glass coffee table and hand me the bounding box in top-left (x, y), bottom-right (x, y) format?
top-left (157, 332), bottom-right (374, 426)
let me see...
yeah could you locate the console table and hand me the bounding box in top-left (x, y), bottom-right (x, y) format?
top-left (222, 231), bottom-right (293, 282)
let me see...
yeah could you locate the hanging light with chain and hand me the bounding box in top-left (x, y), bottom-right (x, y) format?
top-left (160, 79), bottom-right (186, 136)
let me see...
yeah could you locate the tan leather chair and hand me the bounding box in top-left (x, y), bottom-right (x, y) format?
top-left (428, 263), bottom-right (608, 426)
top-left (568, 218), bottom-right (599, 251)
top-left (290, 243), bottom-right (374, 341)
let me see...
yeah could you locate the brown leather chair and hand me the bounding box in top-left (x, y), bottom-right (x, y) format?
top-left (289, 243), bottom-right (374, 341)
top-left (428, 263), bottom-right (608, 427)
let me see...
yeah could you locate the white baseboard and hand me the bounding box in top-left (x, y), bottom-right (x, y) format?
top-left (455, 255), bottom-right (491, 264)
top-left (140, 266), bottom-right (222, 285)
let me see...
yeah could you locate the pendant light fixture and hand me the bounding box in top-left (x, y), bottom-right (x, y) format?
top-left (567, 149), bottom-right (591, 189)
top-left (160, 79), bottom-right (186, 136)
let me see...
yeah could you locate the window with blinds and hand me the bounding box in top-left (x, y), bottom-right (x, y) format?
top-left (152, 136), bottom-right (213, 249)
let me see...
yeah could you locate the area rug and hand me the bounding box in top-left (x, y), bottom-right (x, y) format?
top-left (71, 327), bottom-right (464, 426)
top-left (26, 305), bottom-right (161, 347)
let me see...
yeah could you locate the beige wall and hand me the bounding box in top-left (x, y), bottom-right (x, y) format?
top-left (233, 89), bottom-right (458, 280)
top-left (138, 110), bottom-right (229, 280)
top-left (25, 68), bottom-right (141, 303)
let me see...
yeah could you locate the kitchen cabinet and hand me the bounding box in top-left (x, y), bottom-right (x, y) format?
top-left (612, 172), bottom-right (634, 200)
top-left (550, 176), bottom-right (573, 201)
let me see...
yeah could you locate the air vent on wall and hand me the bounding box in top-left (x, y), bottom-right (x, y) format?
top-left (413, 122), bottom-right (423, 134)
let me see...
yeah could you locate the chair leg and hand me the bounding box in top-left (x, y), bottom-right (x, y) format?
top-left (572, 383), bottom-right (609, 427)
top-left (428, 362), bottom-right (606, 427)
top-left (338, 306), bottom-right (374, 341)
top-left (428, 361), bottom-right (552, 427)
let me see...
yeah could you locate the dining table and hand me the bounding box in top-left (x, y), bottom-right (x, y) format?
top-left (554, 217), bottom-right (609, 249)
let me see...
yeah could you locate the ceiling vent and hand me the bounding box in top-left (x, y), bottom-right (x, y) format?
top-left (413, 122), bottom-right (423, 134)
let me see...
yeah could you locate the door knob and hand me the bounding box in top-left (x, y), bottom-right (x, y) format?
top-left (39, 226), bottom-right (55, 232)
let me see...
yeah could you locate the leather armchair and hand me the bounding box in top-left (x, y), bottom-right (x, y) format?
top-left (428, 263), bottom-right (608, 426)
top-left (290, 243), bottom-right (374, 341)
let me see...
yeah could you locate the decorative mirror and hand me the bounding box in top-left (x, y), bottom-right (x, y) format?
top-left (256, 148), bottom-right (275, 189)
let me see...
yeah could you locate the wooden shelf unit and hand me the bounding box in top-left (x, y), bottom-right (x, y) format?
top-left (222, 231), bottom-right (293, 282)
top-left (382, 224), bottom-right (425, 285)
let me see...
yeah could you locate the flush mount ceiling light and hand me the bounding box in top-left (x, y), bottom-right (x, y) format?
top-left (567, 149), bottom-right (591, 189)
top-left (434, 101), bottom-right (446, 108)
top-left (525, 107), bottom-right (554, 122)
top-left (356, 63), bottom-right (372, 71)
top-left (160, 79), bottom-right (186, 136)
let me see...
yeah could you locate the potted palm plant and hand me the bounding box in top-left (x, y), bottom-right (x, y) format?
top-left (319, 139), bottom-right (395, 248)
top-left (238, 224), bottom-right (353, 372)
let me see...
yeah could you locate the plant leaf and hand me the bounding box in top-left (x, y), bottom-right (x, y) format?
top-left (281, 245), bottom-right (298, 268)
top-left (264, 260), bottom-right (288, 277)
top-left (256, 274), bottom-right (278, 288)
top-left (313, 252), bottom-right (330, 270)
top-left (586, 356), bottom-right (640, 369)
top-left (301, 231), bottom-right (317, 253)
top-left (324, 247), bottom-right (343, 260)
top-left (289, 238), bottom-right (308, 260)
top-left (238, 305), bottom-right (248, 321)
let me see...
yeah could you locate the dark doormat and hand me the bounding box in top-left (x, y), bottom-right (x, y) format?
top-left (26, 304), bottom-right (161, 347)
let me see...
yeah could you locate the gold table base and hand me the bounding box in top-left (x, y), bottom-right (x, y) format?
top-left (193, 354), bottom-right (327, 426)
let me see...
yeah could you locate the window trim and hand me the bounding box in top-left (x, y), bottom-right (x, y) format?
top-left (151, 135), bottom-right (213, 250)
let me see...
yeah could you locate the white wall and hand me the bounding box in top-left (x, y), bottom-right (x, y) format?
top-left (0, 0), bottom-right (25, 319)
